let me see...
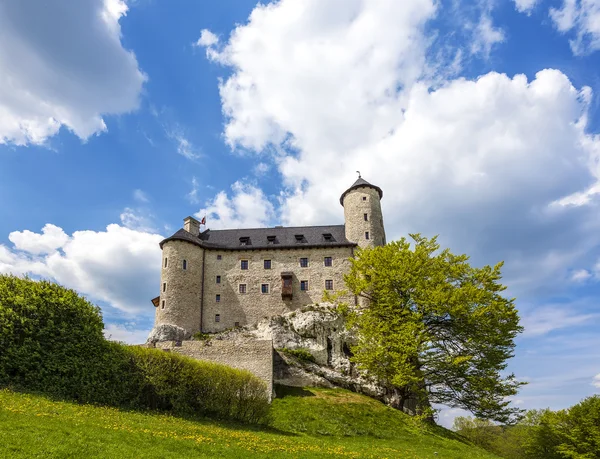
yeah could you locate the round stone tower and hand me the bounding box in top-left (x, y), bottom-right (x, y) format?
top-left (154, 216), bottom-right (205, 338)
top-left (340, 175), bottom-right (386, 248)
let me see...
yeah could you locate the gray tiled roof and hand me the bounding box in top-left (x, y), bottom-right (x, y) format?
top-left (339, 177), bottom-right (383, 205)
top-left (160, 224), bottom-right (356, 251)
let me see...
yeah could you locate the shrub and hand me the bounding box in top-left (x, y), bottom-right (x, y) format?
top-left (279, 347), bottom-right (316, 363)
top-left (0, 275), bottom-right (270, 424)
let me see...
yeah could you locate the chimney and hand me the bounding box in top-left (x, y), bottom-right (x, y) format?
top-left (183, 216), bottom-right (200, 236)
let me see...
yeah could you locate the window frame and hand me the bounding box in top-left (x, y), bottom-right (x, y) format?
top-left (300, 280), bottom-right (309, 291)
top-left (216, 294), bottom-right (221, 303)
top-left (216, 275), bottom-right (221, 284)
top-left (217, 254), bottom-right (222, 260)
top-left (325, 279), bottom-right (334, 291)
top-left (264, 259), bottom-right (272, 270)
top-left (364, 213), bottom-right (368, 221)
top-left (161, 300), bottom-right (166, 309)
top-left (365, 231), bottom-right (370, 240)
top-left (182, 259), bottom-right (187, 270)
top-left (241, 259), bottom-right (249, 270)
top-left (261, 283), bottom-right (269, 294)
top-left (164, 257), bottom-right (168, 268)
top-left (239, 283), bottom-right (247, 294)
top-left (162, 282), bottom-right (167, 292)
top-left (299, 257), bottom-right (309, 268)
top-left (324, 257), bottom-right (332, 267)
top-left (215, 314), bottom-right (220, 323)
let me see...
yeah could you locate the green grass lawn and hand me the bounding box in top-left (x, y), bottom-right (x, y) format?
top-left (0, 387), bottom-right (499, 458)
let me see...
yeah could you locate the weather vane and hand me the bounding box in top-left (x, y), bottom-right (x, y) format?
top-left (356, 170), bottom-right (361, 178)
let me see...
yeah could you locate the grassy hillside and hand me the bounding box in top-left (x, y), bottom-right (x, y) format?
top-left (0, 387), bottom-right (499, 458)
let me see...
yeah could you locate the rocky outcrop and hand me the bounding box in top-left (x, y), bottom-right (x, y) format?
top-left (146, 323), bottom-right (189, 344)
top-left (247, 305), bottom-right (419, 415)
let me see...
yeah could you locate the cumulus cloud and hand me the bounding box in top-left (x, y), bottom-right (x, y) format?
top-left (0, 0), bottom-right (146, 146)
top-left (195, 29), bottom-right (219, 47)
top-left (593, 373), bottom-right (600, 388)
top-left (1, 224), bottom-right (163, 313)
top-left (198, 0), bottom-right (600, 300)
top-left (197, 181), bottom-right (275, 229)
top-left (550, 0), bottom-right (600, 55)
top-left (8, 224), bottom-right (69, 255)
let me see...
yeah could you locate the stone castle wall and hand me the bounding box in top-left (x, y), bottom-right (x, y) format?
top-left (201, 246), bottom-right (355, 332)
top-left (155, 240), bottom-right (204, 336)
top-left (155, 339), bottom-right (274, 399)
top-left (343, 186), bottom-right (386, 248)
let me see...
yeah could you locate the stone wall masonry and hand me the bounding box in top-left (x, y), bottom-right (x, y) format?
top-left (202, 246), bottom-right (355, 332)
top-left (155, 240), bottom-right (205, 336)
top-left (343, 186), bottom-right (386, 248)
top-left (156, 339), bottom-right (274, 399)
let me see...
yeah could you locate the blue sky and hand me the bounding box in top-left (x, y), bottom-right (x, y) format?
top-left (1, 0), bottom-right (600, 426)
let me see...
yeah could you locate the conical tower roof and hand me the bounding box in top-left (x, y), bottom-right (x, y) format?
top-left (339, 176), bottom-right (383, 205)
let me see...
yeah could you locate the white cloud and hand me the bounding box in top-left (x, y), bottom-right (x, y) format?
top-left (198, 181), bottom-right (275, 229)
top-left (120, 207), bottom-right (157, 233)
top-left (8, 224), bottom-right (69, 255)
top-left (570, 268), bottom-right (592, 282)
top-left (471, 14), bottom-right (505, 57)
top-left (1, 224), bottom-right (163, 313)
top-left (195, 29), bottom-right (219, 47)
top-left (550, 0), bottom-right (600, 55)
top-left (104, 323), bottom-right (152, 344)
top-left (513, 0), bottom-right (539, 14)
top-left (187, 176), bottom-right (200, 204)
top-left (0, 0), bottom-right (146, 146)
top-left (133, 189), bottom-right (149, 203)
top-left (521, 306), bottom-right (600, 337)
top-left (201, 0), bottom-right (600, 299)
top-left (253, 162), bottom-right (271, 176)
top-left (593, 373), bottom-right (600, 388)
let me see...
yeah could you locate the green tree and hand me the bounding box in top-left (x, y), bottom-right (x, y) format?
top-left (453, 416), bottom-right (502, 450)
top-left (340, 235), bottom-right (524, 423)
top-left (554, 396), bottom-right (600, 459)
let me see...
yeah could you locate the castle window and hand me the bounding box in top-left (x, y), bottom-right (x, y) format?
top-left (324, 257), bottom-right (332, 267)
top-left (325, 280), bottom-right (334, 290)
top-left (323, 233), bottom-right (333, 242)
top-left (267, 235), bottom-right (276, 244)
top-left (362, 196), bottom-right (367, 201)
top-left (295, 234), bottom-right (306, 243)
top-left (161, 300), bottom-right (165, 309)
top-left (239, 237), bottom-right (250, 246)
top-left (216, 294), bottom-right (220, 302)
top-left (264, 259), bottom-right (271, 269)
top-left (164, 257), bottom-right (168, 268)
top-left (216, 275), bottom-right (221, 284)
top-left (261, 284), bottom-right (269, 294)
top-left (300, 280), bottom-right (309, 291)
top-left (241, 260), bottom-right (248, 270)
top-left (239, 284), bottom-right (247, 294)
top-left (215, 314), bottom-right (220, 323)
top-left (162, 282), bottom-right (167, 292)
top-left (299, 258), bottom-right (309, 268)
top-left (217, 254), bottom-right (222, 260)
top-left (364, 213), bottom-right (368, 221)
top-left (182, 259), bottom-right (187, 270)
top-left (365, 231), bottom-right (370, 240)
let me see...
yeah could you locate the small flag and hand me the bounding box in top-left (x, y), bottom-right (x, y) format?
top-left (200, 216), bottom-right (206, 225)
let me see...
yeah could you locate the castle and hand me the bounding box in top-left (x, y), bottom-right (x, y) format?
top-left (150, 176), bottom-right (386, 337)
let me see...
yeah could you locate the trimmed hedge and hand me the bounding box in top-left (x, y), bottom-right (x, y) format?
top-left (0, 275), bottom-right (270, 424)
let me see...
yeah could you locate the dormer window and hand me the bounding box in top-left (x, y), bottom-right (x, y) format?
top-left (239, 237), bottom-right (250, 246)
top-left (295, 234), bottom-right (306, 243)
top-left (267, 235), bottom-right (276, 244)
top-left (323, 233), bottom-right (333, 242)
